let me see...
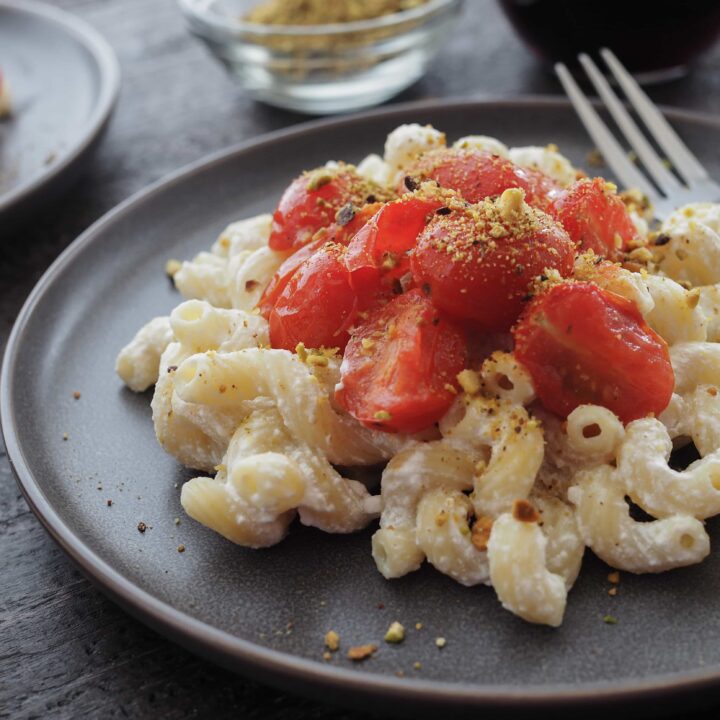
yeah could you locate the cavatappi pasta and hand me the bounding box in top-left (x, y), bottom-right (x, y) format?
top-left (117, 123), bottom-right (720, 626)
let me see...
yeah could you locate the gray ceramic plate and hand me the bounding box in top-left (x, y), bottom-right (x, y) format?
top-left (0, 0), bottom-right (120, 228)
top-left (3, 99), bottom-right (720, 718)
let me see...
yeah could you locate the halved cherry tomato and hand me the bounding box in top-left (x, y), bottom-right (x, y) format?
top-left (403, 148), bottom-right (560, 212)
top-left (410, 193), bottom-right (575, 332)
top-left (269, 244), bottom-right (356, 351)
top-left (553, 178), bottom-right (638, 258)
top-left (513, 281), bottom-right (674, 423)
top-left (268, 164), bottom-right (389, 251)
top-left (258, 203), bottom-right (382, 318)
top-left (335, 288), bottom-right (467, 433)
top-left (258, 238), bottom-right (325, 318)
top-left (344, 196), bottom-right (441, 307)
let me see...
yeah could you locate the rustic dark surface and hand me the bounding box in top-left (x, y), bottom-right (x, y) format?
top-left (2, 1), bottom-right (720, 718)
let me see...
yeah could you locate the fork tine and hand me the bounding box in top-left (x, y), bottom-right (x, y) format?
top-left (600, 48), bottom-right (710, 186)
top-left (578, 53), bottom-right (682, 195)
top-left (554, 62), bottom-right (659, 201)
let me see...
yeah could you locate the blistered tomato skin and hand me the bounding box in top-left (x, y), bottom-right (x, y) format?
top-left (513, 281), bottom-right (674, 423)
top-left (335, 288), bottom-right (467, 434)
top-left (410, 191), bottom-right (575, 332)
top-left (258, 237), bottom-right (325, 318)
top-left (268, 165), bottom-right (389, 252)
top-left (259, 203), bottom-right (382, 318)
top-left (402, 148), bottom-right (561, 213)
top-left (344, 196), bottom-right (441, 308)
top-left (269, 244), bottom-right (356, 352)
top-left (553, 177), bottom-right (639, 258)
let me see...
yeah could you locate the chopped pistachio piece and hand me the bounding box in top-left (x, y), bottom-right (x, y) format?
top-left (324, 630), bottom-right (340, 651)
top-left (384, 621), bottom-right (405, 644)
top-left (457, 369), bottom-right (481, 395)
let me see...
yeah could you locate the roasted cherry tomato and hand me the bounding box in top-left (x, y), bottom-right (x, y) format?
top-left (403, 148), bottom-right (561, 212)
top-left (553, 177), bottom-right (639, 258)
top-left (335, 288), bottom-right (467, 433)
top-left (258, 204), bottom-right (381, 318)
top-left (410, 190), bottom-right (575, 332)
top-left (258, 238), bottom-right (325, 318)
top-left (268, 164), bottom-right (389, 251)
top-left (344, 196), bottom-right (441, 307)
top-left (513, 281), bottom-right (674, 423)
top-left (269, 244), bottom-right (356, 351)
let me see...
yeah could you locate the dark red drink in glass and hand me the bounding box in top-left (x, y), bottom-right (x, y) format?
top-left (499, 0), bottom-right (720, 82)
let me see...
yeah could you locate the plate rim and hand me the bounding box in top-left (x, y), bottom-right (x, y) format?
top-left (0, 0), bottom-right (121, 217)
top-left (4, 96), bottom-right (720, 713)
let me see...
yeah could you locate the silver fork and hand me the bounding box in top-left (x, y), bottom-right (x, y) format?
top-left (554, 48), bottom-right (720, 221)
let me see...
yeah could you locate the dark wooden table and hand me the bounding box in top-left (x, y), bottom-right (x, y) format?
top-left (2, 2), bottom-right (720, 718)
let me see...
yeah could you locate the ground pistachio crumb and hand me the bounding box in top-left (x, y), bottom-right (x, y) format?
top-left (324, 630), bottom-right (340, 651)
top-left (603, 614), bottom-right (618, 624)
top-left (413, 661), bottom-right (422, 670)
top-left (384, 621), bottom-right (405, 644)
top-left (306, 354), bottom-right (329, 367)
top-left (245, 0), bottom-right (428, 25)
top-left (414, 622), bottom-right (423, 631)
top-left (498, 187), bottom-right (525, 221)
top-left (174, 517), bottom-right (181, 525)
top-left (457, 369), bottom-right (481, 395)
top-left (435, 637), bottom-right (446, 649)
top-left (62, 433), bottom-right (69, 441)
top-left (347, 643), bottom-right (377, 661)
top-left (306, 170), bottom-right (333, 191)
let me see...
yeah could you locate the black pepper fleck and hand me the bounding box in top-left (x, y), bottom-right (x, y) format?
top-left (335, 203), bottom-right (356, 227)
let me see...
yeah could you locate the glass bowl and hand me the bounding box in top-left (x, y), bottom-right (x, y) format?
top-left (177, 0), bottom-right (464, 114)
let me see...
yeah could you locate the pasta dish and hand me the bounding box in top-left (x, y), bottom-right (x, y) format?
top-left (116, 124), bottom-right (720, 626)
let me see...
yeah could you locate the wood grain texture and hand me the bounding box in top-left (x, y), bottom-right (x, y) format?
top-left (1, 1), bottom-right (720, 717)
